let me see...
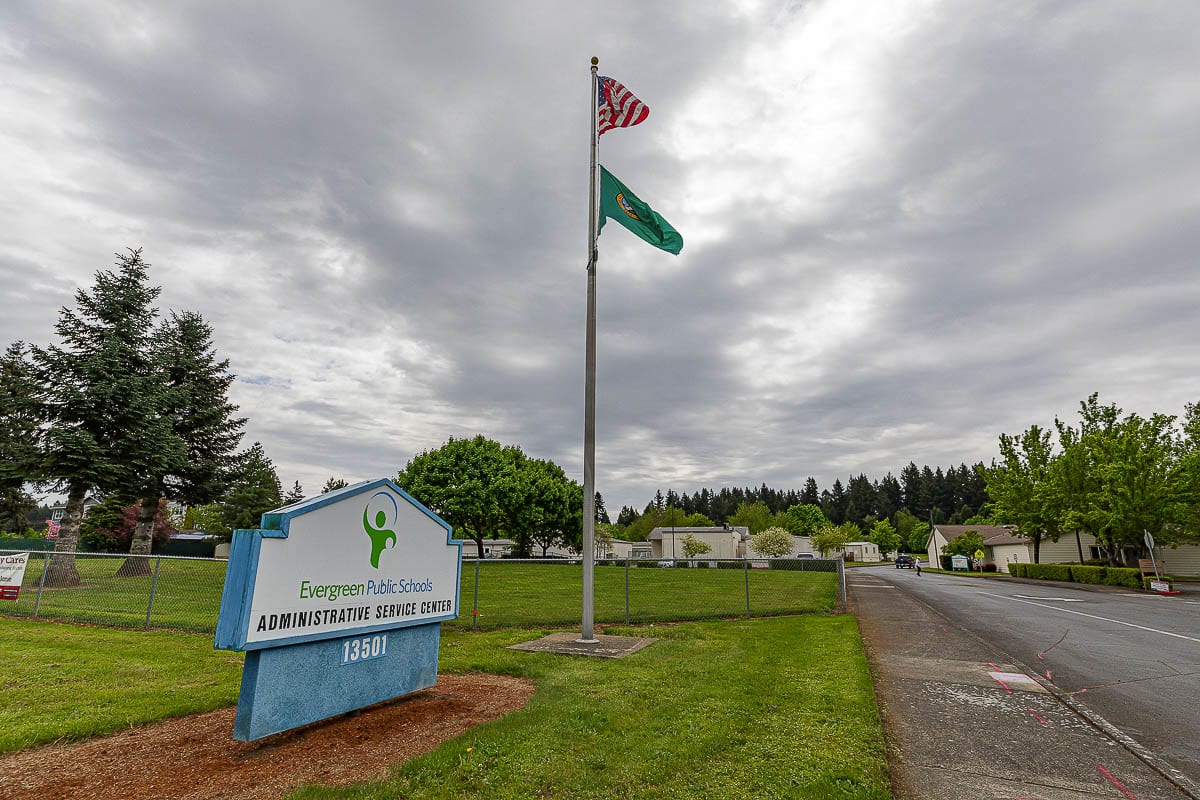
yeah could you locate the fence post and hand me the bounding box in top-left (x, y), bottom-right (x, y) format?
top-left (624, 558), bottom-right (630, 624)
top-left (33, 550), bottom-right (50, 618)
top-left (744, 559), bottom-right (751, 618)
top-left (839, 557), bottom-right (847, 610)
top-left (471, 559), bottom-right (481, 630)
top-left (145, 556), bottom-right (163, 628)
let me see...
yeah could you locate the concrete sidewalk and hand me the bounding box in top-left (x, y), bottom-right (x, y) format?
top-left (851, 570), bottom-right (1196, 800)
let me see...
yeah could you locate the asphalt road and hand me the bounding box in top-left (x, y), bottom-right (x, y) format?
top-left (865, 567), bottom-right (1200, 786)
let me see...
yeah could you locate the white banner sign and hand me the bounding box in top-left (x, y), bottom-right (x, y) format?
top-left (0, 552), bottom-right (30, 601)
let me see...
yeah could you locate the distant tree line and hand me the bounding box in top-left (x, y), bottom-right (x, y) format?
top-left (610, 462), bottom-right (989, 545)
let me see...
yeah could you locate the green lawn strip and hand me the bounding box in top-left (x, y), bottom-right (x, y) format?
top-left (7, 555), bottom-right (226, 632)
top-left (0, 619), bottom-right (243, 753)
top-left (456, 563), bottom-right (839, 630)
top-left (8, 557), bottom-right (837, 634)
top-left (290, 616), bottom-right (889, 800)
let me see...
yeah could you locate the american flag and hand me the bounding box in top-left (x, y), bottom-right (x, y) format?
top-left (597, 76), bottom-right (649, 136)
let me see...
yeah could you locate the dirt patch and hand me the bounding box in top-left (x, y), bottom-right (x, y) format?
top-left (0, 673), bottom-right (534, 800)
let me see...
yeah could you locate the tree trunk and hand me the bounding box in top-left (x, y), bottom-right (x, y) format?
top-left (1075, 530), bottom-right (1084, 563)
top-left (116, 496), bottom-right (157, 577)
top-left (1032, 533), bottom-right (1042, 564)
top-left (44, 483), bottom-right (86, 587)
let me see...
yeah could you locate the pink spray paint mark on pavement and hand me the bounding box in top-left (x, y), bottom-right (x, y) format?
top-left (1026, 707), bottom-right (1048, 725)
top-left (1097, 764), bottom-right (1139, 799)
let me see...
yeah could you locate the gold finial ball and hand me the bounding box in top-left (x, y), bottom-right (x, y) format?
top-left (591, 57), bottom-right (599, 66)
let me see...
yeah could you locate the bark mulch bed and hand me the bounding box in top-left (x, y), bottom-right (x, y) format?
top-left (0, 673), bottom-right (534, 800)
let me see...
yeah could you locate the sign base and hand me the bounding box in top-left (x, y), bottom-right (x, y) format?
top-left (233, 622), bottom-right (441, 741)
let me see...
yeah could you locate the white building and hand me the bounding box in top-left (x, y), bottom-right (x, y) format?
top-left (648, 526), bottom-right (750, 560)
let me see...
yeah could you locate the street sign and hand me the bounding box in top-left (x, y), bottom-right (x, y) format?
top-left (1144, 529), bottom-right (1155, 550)
top-left (974, 549), bottom-right (985, 560)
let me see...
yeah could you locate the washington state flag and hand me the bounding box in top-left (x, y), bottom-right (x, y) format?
top-left (599, 166), bottom-right (683, 255)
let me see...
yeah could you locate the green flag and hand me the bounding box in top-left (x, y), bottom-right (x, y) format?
top-left (599, 166), bottom-right (683, 255)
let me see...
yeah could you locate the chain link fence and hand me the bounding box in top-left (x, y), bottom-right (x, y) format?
top-left (1, 550), bottom-right (844, 634)
top-left (457, 557), bottom-right (844, 630)
top-left (1, 550), bottom-right (226, 632)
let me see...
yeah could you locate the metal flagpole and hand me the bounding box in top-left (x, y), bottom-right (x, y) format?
top-left (579, 56), bottom-right (600, 643)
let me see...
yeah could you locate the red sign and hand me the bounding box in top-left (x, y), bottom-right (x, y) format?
top-left (0, 586), bottom-right (18, 600)
top-left (46, 520), bottom-right (61, 539)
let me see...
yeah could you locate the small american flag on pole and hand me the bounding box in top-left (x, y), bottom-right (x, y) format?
top-left (597, 76), bottom-right (649, 136)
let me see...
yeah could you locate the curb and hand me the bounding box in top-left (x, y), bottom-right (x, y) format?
top-left (1030, 672), bottom-right (1200, 800)
top-left (852, 577), bottom-right (1200, 800)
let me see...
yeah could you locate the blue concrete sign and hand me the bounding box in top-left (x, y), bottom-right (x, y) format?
top-left (215, 478), bottom-right (462, 741)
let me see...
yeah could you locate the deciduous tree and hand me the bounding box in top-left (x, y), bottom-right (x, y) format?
top-left (680, 533), bottom-right (713, 559)
top-left (397, 435), bottom-right (517, 561)
top-left (749, 526), bottom-right (793, 558)
top-left (869, 518), bottom-right (901, 559)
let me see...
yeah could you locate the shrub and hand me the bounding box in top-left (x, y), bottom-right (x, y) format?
top-left (1024, 563), bottom-right (1073, 582)
top-left (1008, 563), bottom-right (1026, 577)
top-left (1105, 567), bottom-right (1142, 588)
top-left (1070, 565), bottom-right (1107, 584)
top-left (982, 562), bottom-right (997, 573)
top-left (1143, 575), bottom-right (1174, 591)
top-left (940, 554), bottom-right (953, 571)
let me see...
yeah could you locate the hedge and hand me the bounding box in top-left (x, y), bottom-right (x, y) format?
top-left (1007, 563), bottom-right (1026, 577)
top-left (1069, 564), bottom-right (1107, 584)
top-left (1023, 563), bottom-right (1073, 581)
top-left (1105, 567), bottom-right (1142, 588)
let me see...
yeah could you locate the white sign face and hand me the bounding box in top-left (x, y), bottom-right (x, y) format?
top-left (234, 482), bottom-right (461, 648)
top-left (0, 552), bottom-right (30, 601)
top-left (1150, 580), bottom-right (1170, 593)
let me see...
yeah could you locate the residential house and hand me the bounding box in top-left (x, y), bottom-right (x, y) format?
top-left (926, 525), bottom-right (1101, 574)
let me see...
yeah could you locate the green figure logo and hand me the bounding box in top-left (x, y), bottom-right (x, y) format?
top-left (363, 492), bottom-right (398, 569)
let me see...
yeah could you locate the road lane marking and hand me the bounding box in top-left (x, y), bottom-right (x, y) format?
top-left (978, 592), bottom-right (1200, 644)
top-left (1011, 594), bottom-right (1084, 602)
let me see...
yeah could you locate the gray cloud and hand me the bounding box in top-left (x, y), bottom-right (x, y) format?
top-left (2, 1), bottom-right (1198, 514)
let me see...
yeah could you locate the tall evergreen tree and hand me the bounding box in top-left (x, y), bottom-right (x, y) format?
top-left (800, 477), bottom-right (820, 506)
top-left (282, 480), bottom-right (305, 505)
top-left (845, 473), bottom-right (877, 529)
top-left (124, 311), bottom-right (245, 573)
top-left (593, 491), bottom-right (610, 524)
top-left (29, 250), bottom-right (169, 586)
top-left (821, 479), bottom-right (847, 524)
top-left (0, 342), bottom-right (40, 534)
top-left (220, 442), bottom-right (283, 532)
top-left (876, 473), bottom-right (903, 522)
top-left (322, 476), bottom-right (349, 493)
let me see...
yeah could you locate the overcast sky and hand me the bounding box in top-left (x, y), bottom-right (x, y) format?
top-left (3, 1), bottom-right (1198, 515)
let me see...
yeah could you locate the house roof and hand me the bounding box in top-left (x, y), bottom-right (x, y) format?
top-left (934, 525), bottom-right (1026, 547)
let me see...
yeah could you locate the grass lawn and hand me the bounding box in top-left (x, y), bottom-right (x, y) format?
top-left (291, 616), bottom-right (888, 800)
top-left (0, 619), bottom-right (243, 753)
top-left (456, 561), bottom-right (840, 630)
top-left (6, 556), bottom-right (839, 633)
top-left (0, 615), bottom-right (888, 799)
